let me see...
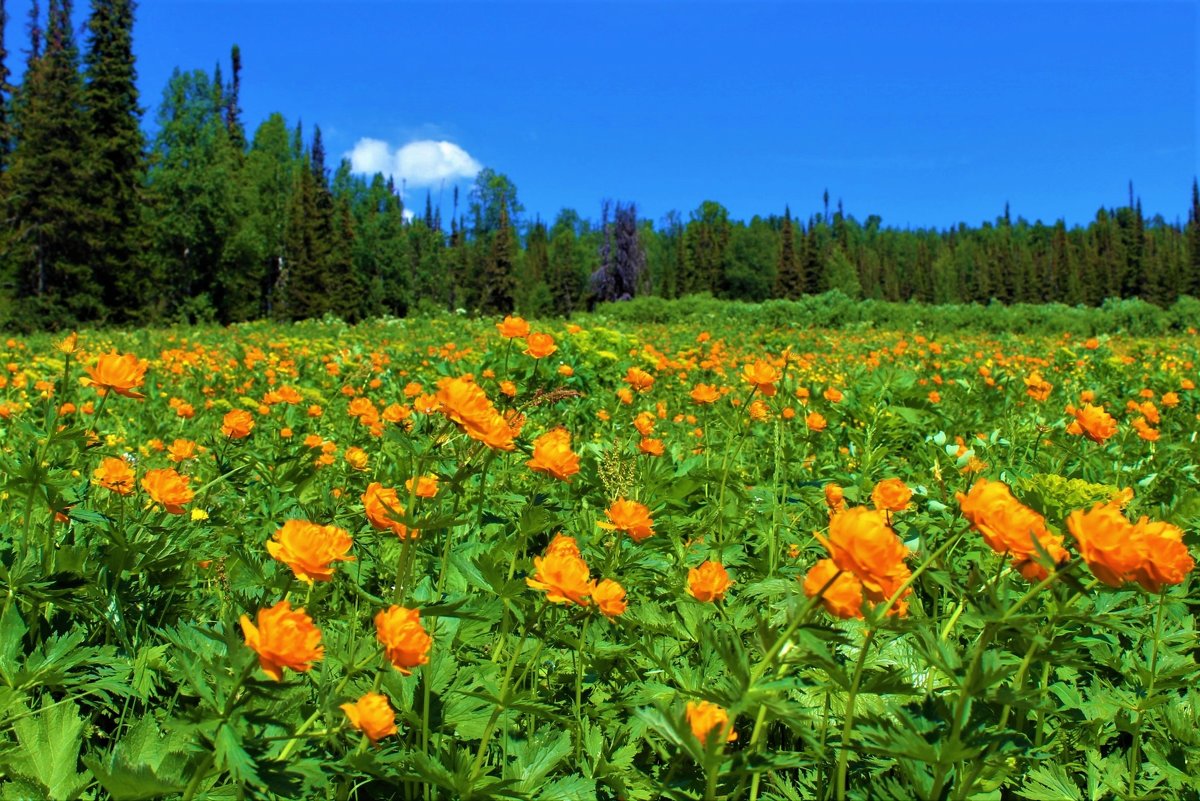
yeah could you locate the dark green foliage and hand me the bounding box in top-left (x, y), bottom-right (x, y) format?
top-left (480, 201), bottom-right (516, 314)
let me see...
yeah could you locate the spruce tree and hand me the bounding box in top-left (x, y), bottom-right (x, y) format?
top-left (0, 0), bottom-right (11, 171)
top-left (84, 0), bottom-right (145, 319)
top-left (1187, 179), bottom-right (1200, 298)
top-left (225, 44), bottom-right (245, 152)
top-left (774, 206), bottom-right (802, 299)
top-left (5, 0), bottom-right (103, 329)
top-left (480, 200), bottom-right (515, 314)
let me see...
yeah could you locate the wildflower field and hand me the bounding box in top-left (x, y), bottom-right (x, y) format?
top-left (0, 314), bottom-right (1197, 801)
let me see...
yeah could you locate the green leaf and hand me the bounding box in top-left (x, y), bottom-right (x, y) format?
top-left (84, 717), bottom-right (194, 800)
top-left (3, 697), bottom-right (91, 801)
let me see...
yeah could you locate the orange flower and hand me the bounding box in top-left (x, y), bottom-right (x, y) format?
top-left (1024, 371), bottom-right (1052, 402)
top-left (341, 692), bottom-right (398, 744)
top-left (363, 482), bottom-right (416, 539)
top-left (141, 468), bottom-right (194, 514)
top-left (1067, 504), bottom-right (1194, 590)
top-left (93, 457), bottom-right (136, 495)
top-left (802, 558), bottom-right (864, 619)
top-left (1065, 403), bottom-right (1117, 443)
top-left (638, 437), bottom-right (664, 456)
top-left (1133, 520), bottom-right (1194, 592)
top-left (496, 315), bottom-right (531, 339)
top-left (344, 446), bottom-right (369, 471)
top-left (871, 478), bottom-right (912, 512)
top-left (83, 352), bottom-right (147, 400)
top-left (546, 532), bottom-right (581, 558)
top-left (741, 360), bottom-right (780, 396)
top-left (267, 520), bottom-right (355, 584)
top-left (592, 579), bottom-right (627, 618)
top-left (240, 600), bottom-right (324, 681)
top-left (405, 474), bottom-right (439, 498)
top-left (375, 605), bottom-right (432, 674)
top-left (435, 376), bottom-right (515, 451)
top-left (625, 367), bottom-right (655, 392)
top-left (805, 412), bottom-right (827, 432)
top-left (598, 498), bottom-right (655, 542)
top-left (524, 332), bottom-right (557, 359)
top-left (222, 408), bottom-right (255, 439)
top-left (167, 438), bottom-right (198, 463)
top-left (527, 547), bottom-right (593, 606)
top-left (824, 484), bottom-right (845, 516)
top-left (690, 383), bottom-right (720, 404)
top-left (956, 478), bottom-right (1068, 580)
top-left (688, 561), bottom-right (732, 603)
top-left (527, 428), bottom-right (580, 482)
top-left (823, 387), bottom-right (844, 403)
top-left (817, 507), bottom-right (910, 607)
top-left (686, 700), bottom-right (736, 745)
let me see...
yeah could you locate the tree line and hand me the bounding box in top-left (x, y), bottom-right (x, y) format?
top-left (1, 1), bottom-right (1198, 331)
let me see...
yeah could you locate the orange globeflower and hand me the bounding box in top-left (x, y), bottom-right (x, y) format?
top-left (141, 468), bottom-right (194, 514)
top-left (592, 579), bottom-right (627, 618)
top-left (741, 360), bottom-right (780, 396)
top-left (527, 547), bottom-right (593, 606)
top-left (524, 332), bottom-right (557, 359)
top-left (803, 558), bottom-right (865, 619)
top-left (435, 377), bottom-right (515, 451)
top-left (546, 532), bottom-right (582, 558)
top-left (1065, 403), bottom-right (1118, 443)
top-left (1133, 520), bottom-right (1194, 592)
top-left (527, 428), bottom-right (580, 482)
top-left (806, 412), bottom-right (827, 432)
top-left (240, 600), bottom-right (324, 682)
top-left (167, 438), bottom-right (199, 463)
top-left (824, 484), bottom-right (845, 516)
top-left (222, 408), bottom-right (255, 439)
top-left (1024, 371), bottom-right (1052, 402)
top-left (267, 520), bottom-right (355, 584)
top-left (598, 498), bottom-right (655, 543)
top-left (956, 478), bottom-right (1068, 580)
top-left (405, 474), bottom-right (439, 498)
top-left (638, 437), bottom-right (665, 456)
top-left (363, 482), bottom-right (416, 539)
top-left (817, 507), bottom-right (910, 605)
top-left (688, 561), bottom-right (733, 603)
top-left (690, 383), bottom-right (720, 404)
top-left (1067, 503), bottom-right (1194, 591)
top-left (496, 315), bottom-right (531, 339)
top-left (344, 446), bottom-right (369, 471)
top-left (341, 692), bottom-right (398, 744)
top-left (625, 367), bottom-right (655, 392)
top-left (823, 387), bottom-right (844, 403)
top-left (93, 457), bottom-right (136, 495)
top-left (375, 606), bottom-right (433, 674)
top-left (686, 700), bottom-right (737, 746)
top-left (83, 352), bottom-right (147, 399)
top-left (871, 478), bottom-right (912, 513)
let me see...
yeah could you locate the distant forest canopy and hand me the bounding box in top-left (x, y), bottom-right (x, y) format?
top-left (1, 2), bottom-right (1199, 332)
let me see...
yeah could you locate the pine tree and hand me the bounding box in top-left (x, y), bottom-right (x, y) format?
top-left (83, 0), bottom-right (145, 319)
top-left (480, 200), bottom-right (515, 314)
top-left (282, 131), bottom-right (337, 320)
top-left (225, 44), bottom-right (245, 152)
top-left (0, 0), bottom-right (12, 171)
top-left (774, 206), bottom-right (802, 299)
top-left (5, 0), bottom-right (103, 329)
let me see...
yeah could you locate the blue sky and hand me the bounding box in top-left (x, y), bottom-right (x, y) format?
top-left (3, 1), bottom-right (1196, 228)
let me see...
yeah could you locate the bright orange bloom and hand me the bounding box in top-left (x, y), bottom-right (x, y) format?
top-left (802, 558), bottom-right (864, 619)
top-left (806, 412), bottom-right (827, 432)
top-left (222, 408), bottom-right (255, 439)
top-left (527, 428), bottom-right (580, 482)
top-left (871, 478), bottom-right (913, 512)
top-left (141, 468), bottom-right (194, 514)
top-left (592, 579), bottom-right (627, 618)
top-left (83, 352), bottom-right (147, 400)
top-left (499, 380), bottom-right (517, 398)
top-left (638, 437), bottom-right (664, 456)
top-left (823, 387), bottom-right (844, 403)
top-left (267, 520), bottom-right (355, 584)
top-left (616, 387), bottom-right (634, 405)
top-left (524, 332), bottom-right (557, 359)
top-left (240, 600), bottom-right (324, 681)
top-left (1065, 403), bottom-right (1118, 443)
top-left (557, 364), bottom-right (574, 377)
top-left (435, 377), bottom-right (515, 451)
top-left (688, 561), bottom-right (733, 603)
top-left (496, 315), bottom-right (531, 339)
top-left (957, 478), bottom-right (1068, 580)
top-left (167, 438), bottom-right (198, 463)
top-left (344, 446), bottom-right (369, 471)
top-left (741, 360), bottom-right (780, 396)
top-left (374, 606), bottom-right (432, 674)
top-left (363, 482), bottom-right (416, 539)
top-left (598, 498), bottom-right (655, 542)
top-left (341, 692), bottom-right (398, 744)
top-left (1067, 503), bottom-right (1195, 591)
top-left (93, 457), bottom-right (136, 495)
top-left (1024, 371), bottom-right (1052, 402)
top-left (824, 484), bottom-right (845, 515)
top-left (690, 383), bottom-right (720, 404)
top-left (546, 533), bottom-right (581, 558)
top-left (633, 411), bottom-right (656, 436)
top-left (625, 367), bottom-right (655, 392)
top-left (686, 700), bottom-right (736, 745)
top-left (817, 507), bottom-right (910, 608)
top-left (405, 474), bottom-right (439, 498)
top-left (1133, 520), bottom-right (1194, 592)
top-left (747, 399), bottom-right (771, 422)
top-left (527, 548), bottom-right (593, 606)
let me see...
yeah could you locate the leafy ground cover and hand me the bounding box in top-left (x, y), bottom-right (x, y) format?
top-left (0, 314), bottom-right (1197, 800)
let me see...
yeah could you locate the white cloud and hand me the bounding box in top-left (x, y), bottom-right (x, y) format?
top-left (347, 137), bottom-right (482, 189)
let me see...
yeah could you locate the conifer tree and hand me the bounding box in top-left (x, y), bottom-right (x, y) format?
top-left (774, 206), bottom-right (802, 299)
top-left (1187, 179), bottom-right (1200, 298)
top-left (480, 199), bottom-right (515, 313)
top-left (84, 0), bottom-right (145, 318)
top-left (0, 0), bottom-right (11, 171)
top-left (225, 44), bottom-right (245, 153)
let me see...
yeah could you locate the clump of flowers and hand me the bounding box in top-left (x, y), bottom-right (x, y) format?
top-left (957, 478), bottom-right (1069, 580)
top-left (436, 376), bottom-right (515, 451)
top-left (1066, 503), bottom-right (1194, 592)
top-left (806, 507), bottom-right (911, 618)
